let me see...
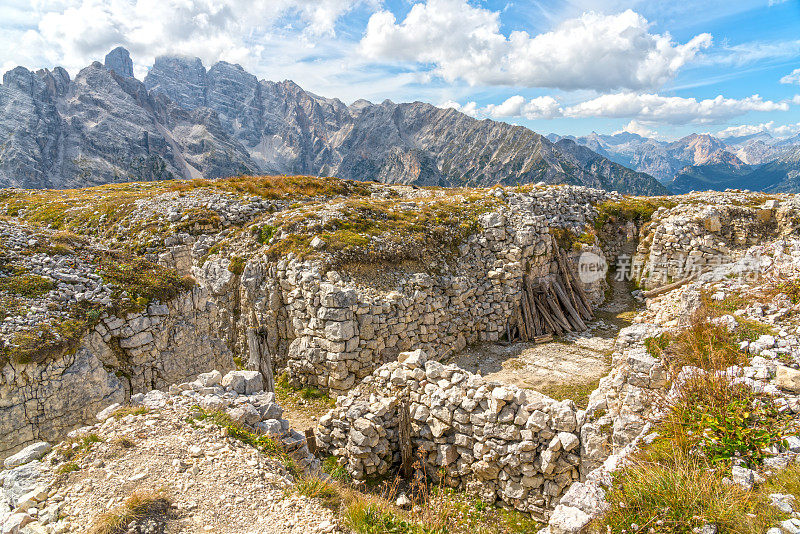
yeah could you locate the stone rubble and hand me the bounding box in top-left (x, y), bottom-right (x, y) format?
top-left (0, 370), bottom-right (327, 534)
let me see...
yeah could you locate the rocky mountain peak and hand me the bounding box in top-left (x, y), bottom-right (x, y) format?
top-left (104, 46), bottom-right (134, 78)
top-left (0, 47), bottom-right (667, 194)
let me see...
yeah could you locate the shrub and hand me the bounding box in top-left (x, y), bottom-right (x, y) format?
top-left (255, 224), bottom-right (277, 244)
top-left (660, 372), bottom-right (791, 466)
top-left (228, 256), bottom-right (246, 275)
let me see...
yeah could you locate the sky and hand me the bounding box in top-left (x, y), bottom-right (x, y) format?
top-left (2, 0), bottom-right (800, 141)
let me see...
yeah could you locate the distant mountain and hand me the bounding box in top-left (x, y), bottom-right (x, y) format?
top-left (0, 47), bottom-right (667, 195)
top-left (669, 144), bottom-right (800, 194)
top-left (552, 129), bottom-right (800, 193)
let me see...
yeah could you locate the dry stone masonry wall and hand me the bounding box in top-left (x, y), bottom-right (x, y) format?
top-left (633, 197), bottom-right (797, 289)
top-left (199, 186), bottom-right (616, 396)
top-left (316, 349), bottom-right (582, 519)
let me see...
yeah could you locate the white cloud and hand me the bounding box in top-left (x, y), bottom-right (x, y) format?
top-left (717, 121), bottom-right (800, 139)
top-left (360, 1), bottom-right (712, 91)
top-left (5, 0), bottom-right (374, 78)
top-left (484, 95), bottom-right (562, 119)
top-left (438, 100), bottom-right (479, 117)
top-left (614, 120), bottom-right (660, 138)
top-left (442, 91), bottom-right (794, 128)
top-left (564, 93), bottom-right (789, 124)
top-left (781, 68), bottom-right (800, 85)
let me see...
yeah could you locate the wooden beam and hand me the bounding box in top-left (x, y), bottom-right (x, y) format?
top-left (553, 279), bottom-right (587, 331)
top-left (399, 398), bottom-right (414, 478)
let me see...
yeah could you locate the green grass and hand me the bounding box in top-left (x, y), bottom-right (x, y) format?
top-left (296, 477), bottom-right (342, 509)
top-left (646, 310), bottom-right (745, 372)
top-left (186, 407), bottom-right (301, 476)
top-left (345, 500), bottom-right (444, 534)
top-left (594, 197), bottom-right (677, 232)
top-left (86, 489), bottom-right (171, 534)
top-left (263, 195), bottom-right (500, 266)
top-left (56, 461), bottom-right (80, 475)
top-left (228, 256), bottom-right (246, 275)
top-left (1, 302), bottom-right (104, 365)
top-left (99, 252), bottom-right (195, 313)
top-left (601, 446), bottom-right (779, 534)
top-left (174, 207), bottom-right (222, 234)
top-left (0, 273), bottom-right (54, 297)
top-left (323, 455), bottom-right (352, 483)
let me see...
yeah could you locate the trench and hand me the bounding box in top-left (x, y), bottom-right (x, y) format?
top-left (444, 241), bottom-right (640, 407)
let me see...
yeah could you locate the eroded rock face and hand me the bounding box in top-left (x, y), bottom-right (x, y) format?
top-left (0, 286), bottom-right (233, 461)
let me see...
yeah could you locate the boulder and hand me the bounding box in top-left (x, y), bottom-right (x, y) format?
top-left (776, 365), bottom-right (800, 393)
top-left (3, 444), bottom-right (51, 469)
top-left (548, 505), bottom-right (592, 534)
top-left (222, 371), bottom-right (263, 395)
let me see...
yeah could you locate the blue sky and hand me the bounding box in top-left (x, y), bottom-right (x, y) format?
top-left (2, 0), bottom-right (800, 140)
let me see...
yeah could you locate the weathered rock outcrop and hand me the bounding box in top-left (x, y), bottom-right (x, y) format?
top-left (0, 286), bottom-right (233, 460)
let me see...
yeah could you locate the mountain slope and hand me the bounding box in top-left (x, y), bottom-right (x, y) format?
top-left (555, 129), bottom-right (800, 193)
top-left (0, 47), bottom-right (666, 195)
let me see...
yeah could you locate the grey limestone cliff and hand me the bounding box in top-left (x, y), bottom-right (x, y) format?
top-left (0, 48), bottom-right (667, 195)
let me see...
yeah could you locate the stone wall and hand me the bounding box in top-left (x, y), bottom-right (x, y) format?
top-left (0, 285), bottom-right (233, 460)
top-left (633, 201), bottom-right (785, 290)
top-left (197, 186), bottom-right (616, 396)
top-left (316, 350), bottom-right (582, 519)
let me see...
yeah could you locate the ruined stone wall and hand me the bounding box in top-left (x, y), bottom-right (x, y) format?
top-left (316, 350), bottom-right (582, 519)
top-left (196, 187), bottom-right (616, 396)
top-left (0, 285), bottom-right (233, 460)
top-left (633, 201), bottom-right (786, 290)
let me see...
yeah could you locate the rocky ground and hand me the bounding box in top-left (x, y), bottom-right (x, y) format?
top-left (1, 369), bottom-right (341, 534)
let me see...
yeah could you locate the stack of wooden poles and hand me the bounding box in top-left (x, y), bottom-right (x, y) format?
top-left (508, 248), bottom-right (594, 343)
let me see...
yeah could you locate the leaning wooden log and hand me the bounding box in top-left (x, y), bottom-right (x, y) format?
top-left (555, 249), bottom-right (582, 314)
top-left (556, 248), bottom-right (594, 321)
top-left (640, 268), bottom-right (710, 298)
top-left (545, 285), bottom-right (573, 331)
top-left (569, 270), bottom-right (595, 320)
top-left (534, 334), bottom-right (553, 344)
top-left (530, 294), bottom-right (543, 336)
top-left (519, 297), bottom-right (531, 341)
top-left (516, 301), bottom-right (529, 342)
top-left (524, 284), bottom-right (543, 337)
top-left (536, 295), bottom-right (563, 335)
top-left (552, 280), bottom-right (587, 331)
top-left (558, 271), bottom-right (592, 322)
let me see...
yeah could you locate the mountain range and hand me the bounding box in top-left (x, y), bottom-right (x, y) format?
top-left (548, 131), bottom-right (800, 194)
top-left (0, 47), bottom-right (667, 195)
